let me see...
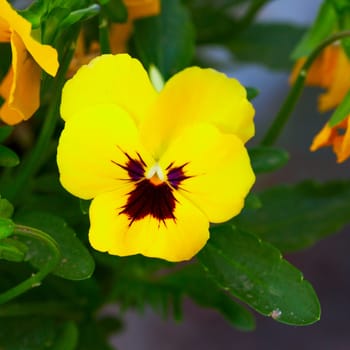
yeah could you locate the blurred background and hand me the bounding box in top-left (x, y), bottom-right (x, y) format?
top-left (112, 0), bottom-right (350, 348)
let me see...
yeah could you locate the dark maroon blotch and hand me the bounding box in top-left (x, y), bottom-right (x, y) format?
top-left (167, 163), bottom-right (192, 189)
top-left (112, 152), bottom-right (145, 181)
top-left (112, 151), bottom-right (192, 226)
top-left (119, 179), bottom-right (176, 226)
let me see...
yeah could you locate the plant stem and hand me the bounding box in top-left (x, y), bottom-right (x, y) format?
top-left (261, 30), bottom-right (350, 146)
top-left (0, 225), bottom-right (60, 304)
top-left (99, 14), bottom-right (111, 54)
top-left (4, 39), bottom-right (76, 203)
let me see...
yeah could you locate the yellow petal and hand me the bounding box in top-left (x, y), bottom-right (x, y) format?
top-left (159, 123), bottom-right (255, 223)
top-left (57, 103), bottom-right (152, 199)
top-left (141, 67), bottom-right (255, 157)
top-left (0, 17), bottom-right (11, 41)
top-left (310, 122), bottom-right (334, 151)
top-left (20, 34), bottom-right (59, 77)
top-left (89, 188), bottom-right (209, 262)
top-left (0, 0), bottom-right (31, 40)
top-left (0, 32), bottom-right (41, 124)
top-left (334, 117), bottom-right (350, 163)
top-left (318, 47), bottom-right (350, 112)
top-left (290, 46), bottom-right (339, 88)
top-left (60, 54), bottom-right (157, 124)
top-left (0, 0), bottom-right (58, 76)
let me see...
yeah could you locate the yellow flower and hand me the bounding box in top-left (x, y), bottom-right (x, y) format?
top-left (0, 0), bottom-right (59, 124)
top-left (291, 45), bottom-right (350, 162)
top-left (310, 116), bottom-right (350, 163)
top-left (109, 0), bottom-right (160, 53)
top-left (57, 54), bottom-right (255, 262)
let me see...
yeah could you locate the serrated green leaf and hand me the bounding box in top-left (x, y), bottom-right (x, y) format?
top-left (198, 225), bottom-right (321, 325)
top-left (0, 126), bottom-right (13, 142)
top-left (235, 181), bottom-right (350, 252)
top-left (15, 212), bottom-right (95, 280)
top-left (0, 217), bottom-right (14, 239)
top-left (133, 0), bottom-right (195, 79)
top-left (328, 89), bottom-right (350, 126)
top-left (228, 23), bottom-right (305, 70)
top-left (249, 146), bottom-right (289, 174)
top-left (0, 145), bottom-right (20, 167)
top-left (291, 1), bottom-right (337, 59)
top-left (0, 198), bottom-right (14, 218)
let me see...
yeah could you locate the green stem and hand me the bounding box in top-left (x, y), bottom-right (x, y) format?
top-left (99, 14), bottom-right (111, 54)
top-left (5, 40), bottom-right (76, 203)
top-left (0, 225), bottom-right (60, 304)
top-left (261, 30), bottom-right (350, 146)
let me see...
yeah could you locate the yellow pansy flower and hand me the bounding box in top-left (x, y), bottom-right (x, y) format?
top-left (0, 0), bottom-right (59, 124)
top-left (290, 45), bottom-right (350, 162)
top-left (57, 54), bottom-right (255, 262)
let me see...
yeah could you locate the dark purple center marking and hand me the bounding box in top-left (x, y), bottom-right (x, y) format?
top-left (112, 151), bottom-right (192, 226)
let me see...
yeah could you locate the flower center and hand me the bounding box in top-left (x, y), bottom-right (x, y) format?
top-left (112, 151), bottom-right (192, 226)
top-left (147, 164), bottom-right (165, 186)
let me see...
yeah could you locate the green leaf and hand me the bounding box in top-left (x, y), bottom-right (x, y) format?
top-left (163, 264), bottom-right (256, 331)
top-left (0, 125), bottom-right (13, 142)
top-left (78, 320), bottom-right (114, 350)
top-left (0, 317), bottom-right (78, 350)
top-left (15, 212), bottom-right (95, 280)
top-left (60, 4), bottom-right (100, 29)
top-left (0, 145), bottom-right (20, 167)
top-left (235, 181), bottom-right (350, 252)
top-left (228, 23), bottom-right (305, 70)
top-left (328, 0), bottom-right (350, 58)
top-left (80, 199), bottom-right (91, 215)
top-left (0, 197), bottom-right (14, 218)
top-left (244, 193), bottom-right (262, 210)
top-left (328, 89), bottom-right (350, 127)
top-left (101, 0), bottom-right (127, 22)
top-left (245, 86), bottom-right (259, 101)
top-left (198, 225), bottom-right (321, 325)
top-left (0, 316), bottom-right (57, 349)
top-left (249, 146), bottom-right (289, 174)
top-left (0, 217), bottom-right (14, 239)
top-left (291, 1), bottom-right (337, 59)
top-left (133, 0), bottom-right (195, 79)
top-left (52, 321), bottom-right (79, 350)
top-left (0, 238), bottom-right (27, 262)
